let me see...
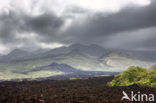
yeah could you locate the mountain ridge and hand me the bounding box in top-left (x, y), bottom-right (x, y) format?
top-left (0, 44), bottom-right (155, 78)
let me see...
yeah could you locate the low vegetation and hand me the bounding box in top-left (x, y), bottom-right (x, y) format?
top-left (0, 70), bottom-right (64, 81)
top-left (108, 66), bottom-right (156, 88)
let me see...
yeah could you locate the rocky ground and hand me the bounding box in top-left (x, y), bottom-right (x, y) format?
top-left (0, 76), bottom-right (155, 103)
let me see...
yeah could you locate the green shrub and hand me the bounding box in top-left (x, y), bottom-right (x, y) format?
top-left (108, 66), bottom-right (156, 88)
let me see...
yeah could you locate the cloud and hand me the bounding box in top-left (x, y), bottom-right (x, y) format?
top-left (63, 0), bottom-right (155, 37)
top-left (25, 13), bottom-right (64, 36)
top-left (104, 26), bottom-right (156, 51)
top-left (56, 0), bottom-right (156, 51)
top-left (0, 0), bottom-right (155, 52)
top-left (0, 9), bottom-right (64, 49)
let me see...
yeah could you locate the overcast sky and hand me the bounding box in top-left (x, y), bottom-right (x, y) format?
top-left (0, 0), bottom-right (156, 54)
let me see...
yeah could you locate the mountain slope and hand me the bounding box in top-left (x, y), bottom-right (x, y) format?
top-left (0, 63), bottom-right (118, 81)
top-left (0, 44), bottom-right (109, 62)
top-left (0, 44), bottom-right (155, 81)
top-left (0, 49), bottom-right (31, 61)
top-left (102, 51), bottom-right (156, 71)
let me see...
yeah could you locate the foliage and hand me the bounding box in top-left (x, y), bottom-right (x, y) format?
top-left (108, 66), bottom-right (156, 88)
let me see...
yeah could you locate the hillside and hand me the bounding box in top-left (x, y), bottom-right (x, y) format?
top-left (0, 63), bottom-right (118, 81)
top-left (0, 44), bottom-right (155, 81)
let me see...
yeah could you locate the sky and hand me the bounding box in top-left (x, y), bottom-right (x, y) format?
top-left (0, 0), bottom-right (156, 54)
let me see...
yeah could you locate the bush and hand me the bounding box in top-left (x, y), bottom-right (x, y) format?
top-left (108, 66), bottom-right (156, 88)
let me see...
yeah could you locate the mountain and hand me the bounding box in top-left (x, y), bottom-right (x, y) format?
top-left (0, 44), bottom-right (109, 62)
top-left (69, 44), bottom-right (109, 57)
top-left (0, 44), bottom-right (155, 81)
top-left (1, 44), bottom-right (154, 62)
top-left (51, 49), bottom-right (110, 71)
top-left (0, 48), bottom-right (55, 62)
top-left (0, 62), bottom-right (118, 81)
top-left (8, 49), bottom-right (29, 57)
top-left (0, 49), bottom-right (31, 61)
top-left (32, 63), bottom-right (81, 73)
top-left (100, 51), bottom-right (143, 60)
top-left (101, 51), bottom-right (156, 71)
top-left (42, 44), bottom-right (109, 58)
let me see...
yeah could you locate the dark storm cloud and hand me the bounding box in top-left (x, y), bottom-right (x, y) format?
top-left (60, 0), bottom-right (156, 45)
top-left (0, 0), bottom-right (156, 51)
top-left (0, 11), bottom-right (21, 43)
top-left (0, 9), bottom-right (64, 45)
top-left (25, 13), bottom-right (64, 35)
top-left (130, 27), bottom-right (156, 50)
